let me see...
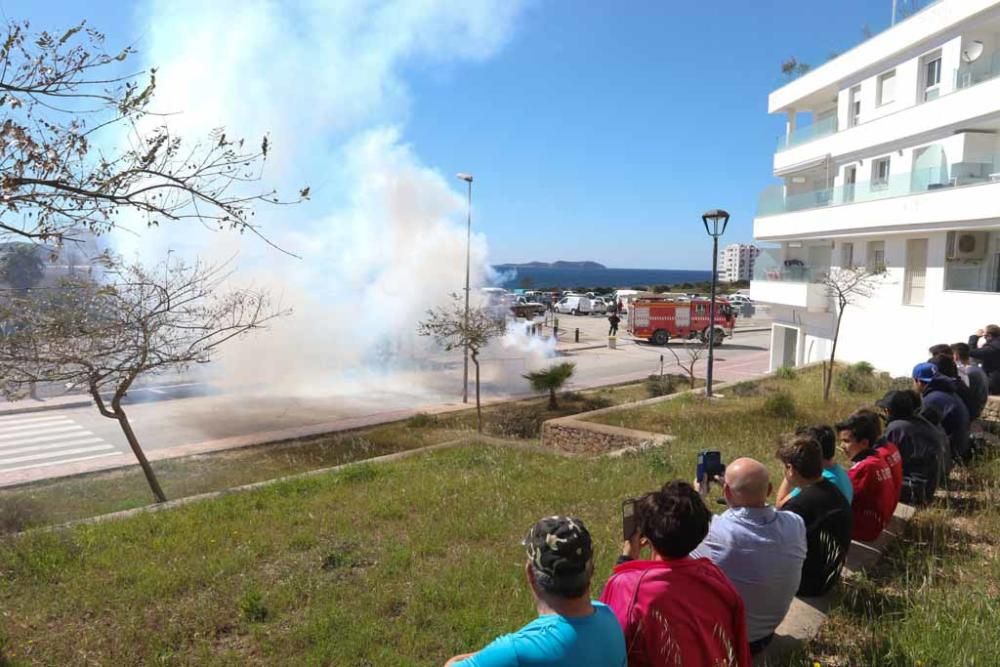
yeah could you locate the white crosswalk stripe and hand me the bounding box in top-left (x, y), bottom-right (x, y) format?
top-left (0, 414), bottom-right (122, 473)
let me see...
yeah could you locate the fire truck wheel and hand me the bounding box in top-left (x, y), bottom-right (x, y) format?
top-left (651, 329), bottom-right (669, 346)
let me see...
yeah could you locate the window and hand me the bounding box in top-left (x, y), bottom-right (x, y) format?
top-left (848, 85), bottom-right (862, 127)
top-left (904, 238), bottom-right (928, 305)
top-left (877, 70), bottom-right (896, 106)
top-left (872, 157), bottom-right (891, 190)
top-left (867, 240), bottom-right (886, 273)
top-left (841, 242), bottom-right (854, 269)
top-left (922, 53), bottom-right (942, 101)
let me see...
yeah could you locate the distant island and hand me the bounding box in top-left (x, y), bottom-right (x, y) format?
top-left (494, 260), bottom-right (607, 270)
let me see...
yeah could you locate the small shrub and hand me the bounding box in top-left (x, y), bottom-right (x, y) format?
top-left (888, 376), bottom-right (912, 391)
top-left (774, 366), bottom-right (797, 380)
top-left (851, 360), bottom-right (875, 375)
top-left (730, 381), bottom-right (760, 397)
top-left (580, 394), bottom-right (614, 411)
top-left (488, 405), bottom-right (545, 439)
top-left (0, 496), bottom-right (43, 535)
top-left (837, 362), bottom-right (889, 394)
top-left (406, 412), bottom-right (438, 428)
top-left (561, 391), bottom-right (584, 402)
top-left (762, 390), bottom-right (796, 418)
top-left (646, 374), bottom-right (676, 398)
top-left (239, 587), bottom-right (268, 623)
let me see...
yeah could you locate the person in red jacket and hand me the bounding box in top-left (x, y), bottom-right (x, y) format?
top-left (600, 481), bottom-right (751, 667)
top-left (836, 412), bottom-right (898, 542)
top-left (855, 408), bottom-right (903, 498)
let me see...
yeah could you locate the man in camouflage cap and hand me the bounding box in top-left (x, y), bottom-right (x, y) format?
top-left (445, 516), bottom-right (626, 667)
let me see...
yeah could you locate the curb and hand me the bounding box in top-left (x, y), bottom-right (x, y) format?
top-left (0, 397), bottom-right (93, 416)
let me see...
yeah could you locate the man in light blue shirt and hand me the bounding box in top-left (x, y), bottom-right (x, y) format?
top-left (776, 425), bottom-right (853, 505)
top-left (692, 457), bottom-right (807, 655)
top-left (445, 516), bottom-right (625, 667)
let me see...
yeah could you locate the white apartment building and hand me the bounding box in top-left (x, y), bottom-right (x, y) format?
top-left (719, 243), bottom-right (760, 282)
top-left (751, 0), bottom-right (1000, 376)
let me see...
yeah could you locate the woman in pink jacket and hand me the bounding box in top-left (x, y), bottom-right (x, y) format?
top-left (600, 481), bottom-right (751, 667)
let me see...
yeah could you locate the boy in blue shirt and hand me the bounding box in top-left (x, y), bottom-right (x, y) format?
top-left (445, 516), bottom-right (626, 667)
top-left (776, 424), bottom-right (853, 506)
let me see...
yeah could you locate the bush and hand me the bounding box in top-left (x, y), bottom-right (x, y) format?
top-left (579, 394), bottom-right (614, 411)
top-left (488, 405), bottom-right (545, 439)
top-left (774, 366), bottom-right (797, 380)
top-left (239, 587), bottom-right (268, 623)
top-left (836, 361), bottom-right (889, 394)
top-left (406, 413), bottom-right (438, 428)
top-left (762, 390), bottom-right (796, 418)
top-left (646, 374), bottom-right (677, 398)
top-left (851, 360), bottom-right (875, 375)
top-left (0, 496), bottom-right (43, 535)
top-left (730, 381), bottom-right (760, 397)
top-left (888, 376), bottom-right (913, 391)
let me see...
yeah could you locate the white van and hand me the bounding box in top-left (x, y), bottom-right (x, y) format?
top-left (555, 295), bottom-right (592, 315)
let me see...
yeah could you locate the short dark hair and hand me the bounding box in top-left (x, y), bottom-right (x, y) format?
top-left (930, 353), bottom-right (959, 379)
top-left (777, 433), bottom-right (824, 479)
top-left (835, 411), bottom-right (881, 447)
top-left (928, 344), bottom-right (953, 357)
top-left (987, 324), bottom-right (1000, 339)
top-left (531, 562), bottom-right (592, 598)
top-left (796, 424), bottom-right (836, 459)
top-left (636, 481), bottom-right (711, 559)
top-left (951, 342), bottom-right (971, 362)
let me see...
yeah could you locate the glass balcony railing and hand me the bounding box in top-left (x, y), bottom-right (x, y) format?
top-left (776, 115), bottom-right (838, 151)
top-left (757, 160), bottom-right (1000, 217)
top-left (752, 248), bottom-right (828, 283)
top-left (955, 50), bottom-right (1000, 90)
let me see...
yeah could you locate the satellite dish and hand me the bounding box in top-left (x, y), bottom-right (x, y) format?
top-left (962, 40), bottom-right (985, 64)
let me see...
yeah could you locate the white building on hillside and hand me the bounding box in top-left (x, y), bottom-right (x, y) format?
top-left (751, 0), bottom-right (1000, 376)
top-left (719, 243), bottom-right (759, 282)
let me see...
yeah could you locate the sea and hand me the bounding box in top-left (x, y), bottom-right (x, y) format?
top-left (491, 266), bottom-right (713, 290)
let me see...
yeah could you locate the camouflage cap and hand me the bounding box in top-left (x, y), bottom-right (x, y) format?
top-left (522, 516), bottom-right (592, 577)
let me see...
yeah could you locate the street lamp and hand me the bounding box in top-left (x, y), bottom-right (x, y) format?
top-left (457, 172), bottom-right (474, 404)
top-left (701, 208), bottom-right (730, 398)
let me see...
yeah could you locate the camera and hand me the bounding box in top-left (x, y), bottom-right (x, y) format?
top-left (697, 450), bottom-right (726, 485)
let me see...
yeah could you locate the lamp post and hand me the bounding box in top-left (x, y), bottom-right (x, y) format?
top-left (457, 172), bottom-right (474, 403)
top-left (701, 209), bottom-right (730, 398)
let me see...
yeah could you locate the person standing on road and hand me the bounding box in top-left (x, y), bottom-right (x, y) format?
top-left (608, 313), bottom-right (620, 336)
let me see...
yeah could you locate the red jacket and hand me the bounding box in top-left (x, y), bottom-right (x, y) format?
top-left (875, 441), bottom-right (904, 499)
top-left (848, 449), bottom-right (898, 541)
top-left (600, 557), bottom-right (751, 667)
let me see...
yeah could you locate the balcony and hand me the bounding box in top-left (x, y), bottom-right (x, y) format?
top-left (750, 249), bottom-right (830, 313)
top-left (777, 115), bottom-right (837, 151)
top-left (758, 161), bottom-right (1000, 218)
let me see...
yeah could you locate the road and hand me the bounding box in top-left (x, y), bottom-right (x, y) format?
top-left (0, 321), bottom-right (769, 487)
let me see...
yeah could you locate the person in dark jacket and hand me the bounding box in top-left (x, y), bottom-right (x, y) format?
top-left (913, 362), bottom-right (971, 464)
top-left (876, 390), bottom-right (946, 504)
top-left (969, 325), bottom-right (1000, 394)
top-left (952, 342), bottom-right (989, 418)
top-left (930, 353), bottom-right (978, 421)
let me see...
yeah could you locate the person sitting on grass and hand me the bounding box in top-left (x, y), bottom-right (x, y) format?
top-left (836, 411), bottom-right (898, 542)
top-left (445, 516), bottom-right (626, 667)
top-left (601, 481), bottom-right (751, 667)
top-left (857, 407), bottom-right (902, 499)
top-left (690, 457), bottom-right (806, 655)
top-left (775, 432), bottom-right (853, 597)
top-left (913, 361), bottom-right (971, 463)
top-left (952, 342), bottom-right (988, 420)
top-left (775, 424), bottom-right (853, 507)
top-left (876, 389), bottom-right (945, 505)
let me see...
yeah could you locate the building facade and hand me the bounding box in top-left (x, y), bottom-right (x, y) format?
top-left (719, 243), bottom-right (759, 282)
top-left (751, 0), bottom-right (1000, 376)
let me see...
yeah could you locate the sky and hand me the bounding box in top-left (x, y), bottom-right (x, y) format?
top-left (1, 0), bottom-right (912, 270)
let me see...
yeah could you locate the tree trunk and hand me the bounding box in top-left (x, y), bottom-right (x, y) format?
top-left (472, 350), bottom-right (482, 434)
top-left (824, 304), bottom-right (846, 402)
top-left (548, 387), bottom-right (558, 410)
top-left (115, 407), bottom-right (167, 503)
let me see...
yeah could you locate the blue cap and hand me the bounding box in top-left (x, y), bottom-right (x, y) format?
top-left (912, 362), bottom-right (938, 382)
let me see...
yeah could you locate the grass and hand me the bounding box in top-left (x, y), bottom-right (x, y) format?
top-left (0, 379), bottom-right (652, 530)
top-left (1, 368), bottom-right (997, 665)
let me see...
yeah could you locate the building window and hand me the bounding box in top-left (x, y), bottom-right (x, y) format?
top-left (872, 157), bottom-right (891, 190)
top-left (848, 85), bottom-right (862, 127)
top-left (922, 52), bottom-right (942, 102)
top-left (841, 242), bottom-right (854, 269)
top-left (904, 238), bottom-right (928, 306)
top-left (867, 240), bottom-right (886, 273)
top-left (876, 70), bottom-right (896, 106)
top-left (944, 231), bottom-right (1000, 292)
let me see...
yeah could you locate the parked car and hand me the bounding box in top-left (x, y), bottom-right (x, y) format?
top-left (590, 297), bottom-right (609, 314)
top-left (555, 295), bottom-right (592, 315)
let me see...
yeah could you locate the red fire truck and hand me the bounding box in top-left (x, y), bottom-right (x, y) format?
top-left (627, 297), bottom-right (736, 346)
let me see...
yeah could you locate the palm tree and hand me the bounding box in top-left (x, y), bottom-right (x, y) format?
top-left (523, 362), bottom-right (576, 410)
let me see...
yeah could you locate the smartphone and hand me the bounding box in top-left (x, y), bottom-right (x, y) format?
top-left (697, 450), bottom-right (725, 484)
top-left (622, 499), bottom-right (637, 541)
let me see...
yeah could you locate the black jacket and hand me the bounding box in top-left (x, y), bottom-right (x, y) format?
top-left (969, 335), bottom-right (1000, 394)
top-left (882, 416), bottom-right (945, 503)
top-left (921, 376), bottom-right (971, 462)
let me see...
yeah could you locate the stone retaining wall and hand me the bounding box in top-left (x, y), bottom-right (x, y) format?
top-left (541, 419), bottom-right (671, 456)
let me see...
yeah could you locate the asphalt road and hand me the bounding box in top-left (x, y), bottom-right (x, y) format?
top-left (0, 324), bottom-right (769, 486)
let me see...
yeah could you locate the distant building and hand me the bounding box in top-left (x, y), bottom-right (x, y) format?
top-left (751, 0), bottom-right (1000, 375)
top-left (718, 244), bottom-right (759, 282)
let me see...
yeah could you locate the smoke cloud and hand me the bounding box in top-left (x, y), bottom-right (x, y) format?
top-left (115, 0), bottom-right (532, 397)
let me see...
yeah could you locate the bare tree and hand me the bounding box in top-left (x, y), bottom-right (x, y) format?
top-left (0, 20), bottom-right (305, 248)
top-left (0, 256), bottom-right (286, 502)
top-left (821, 266), bottom-right (882, 401)
top-left (418, 294), bottom-right (506, 432)
top-left (668, 338), bottom-right (707, 389)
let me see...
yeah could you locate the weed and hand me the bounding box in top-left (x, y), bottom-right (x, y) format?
top-left (773, 366), bottom-right (797, 380)
top-left (238, 586), bottom-right (268, 623)
top-left (729, 381), bottom-right (759, 397)
top-left (645, 374), bottom-right (676, 398)
top-left (762, 390), bottom-right (796, 418)
top-left (338, 464), bottom-right (380, 484)
top-left (0, 496), bottom-right (43, 535)
top-left (406, 413), bottom-right (438, 428)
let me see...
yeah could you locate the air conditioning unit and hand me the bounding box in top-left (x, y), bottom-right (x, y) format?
top-left (946, 231), bottom-right (989, 260)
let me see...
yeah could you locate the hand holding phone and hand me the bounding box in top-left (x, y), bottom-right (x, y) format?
top-left (622, 499), bottom-right (637, 541)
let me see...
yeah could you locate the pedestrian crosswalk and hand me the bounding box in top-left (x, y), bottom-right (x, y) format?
top-left (0, 413), bottom-right (121, 474)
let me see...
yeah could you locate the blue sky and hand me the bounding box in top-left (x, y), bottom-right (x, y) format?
top-left (2, 0), bottom-right (908, 269)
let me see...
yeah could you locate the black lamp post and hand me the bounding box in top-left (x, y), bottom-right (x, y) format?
top-left (701, 209), bottom-right (730, 398)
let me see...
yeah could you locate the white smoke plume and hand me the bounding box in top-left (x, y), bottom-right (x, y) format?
top-left (115, 0), bottom-right (530, 397)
